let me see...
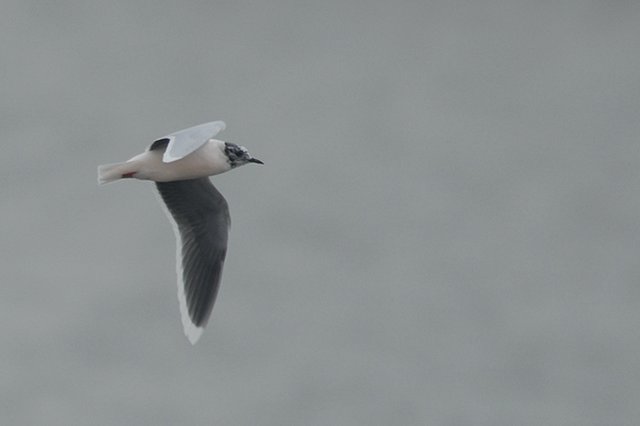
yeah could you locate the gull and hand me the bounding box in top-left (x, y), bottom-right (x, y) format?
top-left (97, 121), bottom-right (262, 344)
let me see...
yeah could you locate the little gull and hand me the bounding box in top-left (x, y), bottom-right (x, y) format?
top-left (97, 121), bottom-right (262, 344)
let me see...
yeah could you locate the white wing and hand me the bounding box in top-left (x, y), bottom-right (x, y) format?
top-left (159, 121), bottom-right (226, 163)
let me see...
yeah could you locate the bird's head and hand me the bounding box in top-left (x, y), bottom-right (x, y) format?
top-left (223, 142), bottom-right (263, 168)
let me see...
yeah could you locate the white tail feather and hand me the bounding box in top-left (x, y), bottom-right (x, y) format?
top-left (97, 162), bottom-right (134, 184)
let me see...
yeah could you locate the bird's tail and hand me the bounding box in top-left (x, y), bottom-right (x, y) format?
top-left (97, 162), bottom-right (136, 184)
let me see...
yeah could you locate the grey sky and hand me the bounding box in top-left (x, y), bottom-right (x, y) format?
top-left (2, 1), bottom-right (640, 424)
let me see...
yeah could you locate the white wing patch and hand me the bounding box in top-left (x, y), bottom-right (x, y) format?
top-left (161, 121), bottom-right (226, 163)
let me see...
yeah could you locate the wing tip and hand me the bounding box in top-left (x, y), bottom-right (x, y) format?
top-left (178, 278), bottom-right (205, 345)
top-left (183, 321), bottom-right (205, 345)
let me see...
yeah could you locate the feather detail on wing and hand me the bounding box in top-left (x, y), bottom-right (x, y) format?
top-left (155, 177), bottom-right (230, 344)
top-left (150, 121), bottom-right (226, 163)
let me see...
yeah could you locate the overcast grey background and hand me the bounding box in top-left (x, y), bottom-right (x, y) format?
top-left (2, 1), bottom-right (639, 425)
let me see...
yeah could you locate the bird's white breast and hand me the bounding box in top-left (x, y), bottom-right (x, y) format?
top-left (129, 139), bottom-right (231, 182)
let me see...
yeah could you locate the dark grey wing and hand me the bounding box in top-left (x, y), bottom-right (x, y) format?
top-left (149, 137), bottom-right (170, 152)
top-left (155, 178), bottom-right (230, 344)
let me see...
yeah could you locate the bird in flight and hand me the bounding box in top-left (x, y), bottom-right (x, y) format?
top-left (98, 121), bottom-right (262, 344)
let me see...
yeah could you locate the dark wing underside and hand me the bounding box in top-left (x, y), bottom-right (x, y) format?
top-left (156, 178), bottom-right (230, 334)
top-left (149, 137), bottom-right (170, 152)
